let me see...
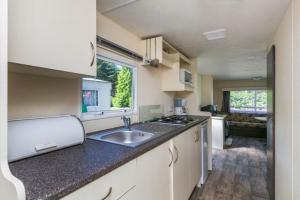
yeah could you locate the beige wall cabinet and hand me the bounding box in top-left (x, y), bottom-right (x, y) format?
top-left (141, 36), bottom-right (179, 68)
top-left (188, 126), bottom-right (202, 194)
top-left (136, 141), bottom-right (172, 200)
top-left (161, 61), bottom-right (194, 92)
top-left (141, 36), bottom-right (193, 92)
top-left (8, 0), bottom-right (96, 76)
top-left (62, 160), bottom-right (137, 200)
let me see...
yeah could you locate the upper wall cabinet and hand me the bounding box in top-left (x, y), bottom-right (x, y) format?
top-left (141, 36), bottom-right (179, 68)
top-left (8, 0), bottom-right (96, 77)
top-left (141, 36), bottom-right (193, 92)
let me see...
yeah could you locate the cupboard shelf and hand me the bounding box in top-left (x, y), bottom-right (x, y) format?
top-left (141, 36), bottom-right (193, 92)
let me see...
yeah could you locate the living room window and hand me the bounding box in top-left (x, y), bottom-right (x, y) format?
top-left (230, 90), bottom-right (267, 114)
top-left (82, 56), bottom-right (137, 117)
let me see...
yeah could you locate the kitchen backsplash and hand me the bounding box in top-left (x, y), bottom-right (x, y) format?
top-left (138, 105), bottom-right (165, 122)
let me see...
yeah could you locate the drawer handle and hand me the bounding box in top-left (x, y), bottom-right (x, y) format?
top-left (90, 41), bottom-right (95, 67)
top-left (169, 148), bottom-right (174, 167)
top-left (101, 187), bottom-right (112, 200)
top-left (174, 145), bottom-right (179, 164)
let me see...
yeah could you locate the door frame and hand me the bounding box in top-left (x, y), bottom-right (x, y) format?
top-left (267, 45), bottom-right (275, 200)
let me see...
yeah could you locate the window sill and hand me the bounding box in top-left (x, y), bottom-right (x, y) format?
top-left (80, 111), bottom-right (138, 122)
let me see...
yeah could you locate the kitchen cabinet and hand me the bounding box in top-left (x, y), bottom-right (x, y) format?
top-left (62, 160), bottom-right (137, 200)
top-left (172, 130), bottom-right (190, 200)
top-left (141, 36), bottom-right (193, 92)
top-left (8, 0), bottom-right (96, 77)
top-left (188, 126), bottom-right (202, 194)
top-left (136, 141), bottom-right (172, 200)
top-left (212, 115), bottom-right (227, 150)
top-left (62, 125), bottom-right (204, 200)
top-left (141, 36), bottom-right (179, 69)
top-left (117, 187), bottom-right (136, 200)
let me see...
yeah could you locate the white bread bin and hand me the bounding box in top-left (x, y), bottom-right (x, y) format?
top-left (8, 115), bottom-right (85, 162)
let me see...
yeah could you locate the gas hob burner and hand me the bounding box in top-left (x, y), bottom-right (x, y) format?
top-left (150, 115), bottom-right (195, 126)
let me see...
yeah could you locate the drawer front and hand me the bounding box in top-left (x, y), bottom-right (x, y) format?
top-left (62, 160), bottom-right (136, 200)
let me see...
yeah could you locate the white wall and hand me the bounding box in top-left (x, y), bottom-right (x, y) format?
top-left (271, 1), bottom-right (300, 199)
top-left (292, 0), bottom-right (300, 198)
top-left (201, 75), bottom-right (213, 106)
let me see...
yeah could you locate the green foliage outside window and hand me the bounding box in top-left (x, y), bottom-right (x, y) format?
top-left (95, 59), bottom-right (133, 109)
top-left (230, 90), bottom-right (267, 113)
top-left (112, 68), bottom-right (133, 108)
top-left (96, 59), bottom-right (120, 97)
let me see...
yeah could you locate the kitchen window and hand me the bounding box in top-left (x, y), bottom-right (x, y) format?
top-left (230, 90), bottom-right (267, 114)
top-left (82, 56), bottom-right (137, 118)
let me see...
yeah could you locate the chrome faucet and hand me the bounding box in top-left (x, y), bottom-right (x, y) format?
top-left (121, 116), bottom-right (131, 130)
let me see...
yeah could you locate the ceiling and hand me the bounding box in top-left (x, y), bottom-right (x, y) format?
top-left (97, 0), bottom-right (291, 80)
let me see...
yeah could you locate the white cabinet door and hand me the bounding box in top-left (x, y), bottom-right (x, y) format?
top-left (117, 187), bottom-right (136, 200)
top-left (212, 118), bottom-right (225, 150)
top-left (8, 0), bottom-right (96, 76)
top-left (136, 141), bottom-right (172, 200)
top-left (62, 160), bottom-right (137, 200)
top-left (172, 131), bottom-right (189, 200)
top-left (188, 126), bottom-right (201, 195)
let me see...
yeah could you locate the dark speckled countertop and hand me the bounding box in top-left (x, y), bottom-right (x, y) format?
top-left (9, 115), bottom-right (209, 200)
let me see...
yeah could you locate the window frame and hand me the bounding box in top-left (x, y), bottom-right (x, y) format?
top-left (81, 52), bottom-right (138, 121)
top-left (229, 89), bottom-right (267, 114)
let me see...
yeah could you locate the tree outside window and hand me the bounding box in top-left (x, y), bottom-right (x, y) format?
top-left (82, 58), bottom-right (135, 113)
top-left (230, 90), bottom-right (267, 113)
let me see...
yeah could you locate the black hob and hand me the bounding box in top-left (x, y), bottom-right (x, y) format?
top-left (150, 115), bottom-right (195, 126)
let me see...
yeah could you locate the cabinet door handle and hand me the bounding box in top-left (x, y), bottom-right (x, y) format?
top-left (195, 130), bottom-right (200, 142)
top-left (174, 145), bottom-right (179, 163)
top-left (90, 41), bottom-right (95, 67)
top-left (168, 148), bottom-right (174, 167)
top-left (101, 187), bottom-right (112, 200)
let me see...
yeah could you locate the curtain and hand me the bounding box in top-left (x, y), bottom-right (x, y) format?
top-left (221, 91), bottom-right (230, 113)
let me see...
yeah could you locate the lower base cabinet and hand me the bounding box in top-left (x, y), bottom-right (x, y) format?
top-left (136, 141), bottom-right (172, 200)
top-left (188, 126), bottom-right (202, 195)
top-left (61, 160), bottom-right (137, 200)
top-left (172, 131), bottom-right (190, 200)
top-left (62, 125), bottom-right (204, 200)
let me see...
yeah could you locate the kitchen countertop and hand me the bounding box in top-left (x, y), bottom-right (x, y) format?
top-left (211, 114), bottom-right (227, 120)
top-left (9, 115), bottom-right (209, 200)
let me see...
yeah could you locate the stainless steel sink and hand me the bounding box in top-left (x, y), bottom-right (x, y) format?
top-left (87, 129), bottom-right (155, 147)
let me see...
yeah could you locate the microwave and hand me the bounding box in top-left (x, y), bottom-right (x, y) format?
top-left (180, 69), bottom-right (193, 85)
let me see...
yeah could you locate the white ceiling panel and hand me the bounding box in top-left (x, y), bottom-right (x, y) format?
top-left (97, 0), bottom-right (291, 80)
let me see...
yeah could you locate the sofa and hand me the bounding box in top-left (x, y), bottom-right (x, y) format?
top-left (224, 113), bottom-right (267, 138)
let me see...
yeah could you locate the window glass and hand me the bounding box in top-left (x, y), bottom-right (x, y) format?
top-left (82, 58), bottom-right (135, 114)
top-left (230, 90), bottom-right (267, 113)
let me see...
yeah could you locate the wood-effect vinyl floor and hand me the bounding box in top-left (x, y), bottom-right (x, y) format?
top-left (191, 136), bottom-right (269, 200)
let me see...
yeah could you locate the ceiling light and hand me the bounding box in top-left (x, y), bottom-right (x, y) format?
top-left (203, 29), bottom-right (226, 41)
